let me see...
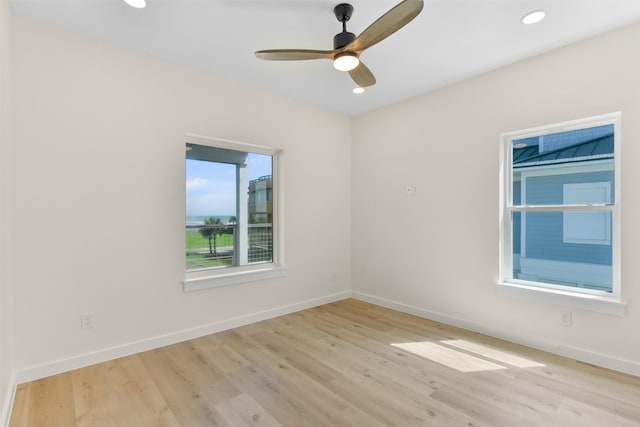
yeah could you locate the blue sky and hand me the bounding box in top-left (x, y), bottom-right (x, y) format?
top-left (186, 153), bottom-right (271, 217)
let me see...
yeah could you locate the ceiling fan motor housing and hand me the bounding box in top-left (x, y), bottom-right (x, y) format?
top-left (334, 31), bottom-right (356, 49)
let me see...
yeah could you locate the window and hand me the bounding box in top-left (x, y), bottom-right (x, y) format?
top-left (184, 135), bottom-right (284, 291)
top-left (499, 113), bottom-right (624, 314)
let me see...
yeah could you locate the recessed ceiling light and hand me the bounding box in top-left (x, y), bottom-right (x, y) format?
top-left (124, 0), bottom-right (147, 8)
top-left (353, 87), bottom-right (365, 94)
top-left (521, 10), bottom-right (546, 25)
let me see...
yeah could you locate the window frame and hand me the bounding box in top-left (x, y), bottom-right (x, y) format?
top-left (498, 112), bottom-right (625, 315)
top-left (183, 134), bottom-right (285, 292)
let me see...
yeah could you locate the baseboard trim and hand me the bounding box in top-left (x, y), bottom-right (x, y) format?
top-left (12, 291), bottom-right (352, 387)
top-left (0, 371), bottom-right (16, 427)
top-left (352, 291), bottom-right (640, 377)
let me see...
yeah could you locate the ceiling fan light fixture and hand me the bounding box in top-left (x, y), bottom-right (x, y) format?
top-left (521, 10), bottom-right (546, 25)
top-left (353, 87), bottom-right (365, 94)
top-left (333, 52), bottom-right (359, 71)
top-left (124, 0), bottom-right (147, 8)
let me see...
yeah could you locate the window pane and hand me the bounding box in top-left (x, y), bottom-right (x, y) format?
top-left (512, 124), bottom-right (614, 206)
top-left (512, 211), bottom-right (612, 292)
top-left (186, 144), bottom-right (273, 272)
top-left (186, 159), bottom-right (236, 271)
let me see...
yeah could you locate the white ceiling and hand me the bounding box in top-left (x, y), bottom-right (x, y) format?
top-left (10, 0), bottom-right (640, 116)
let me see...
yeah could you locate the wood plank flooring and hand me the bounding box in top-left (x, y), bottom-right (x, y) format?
top-left (9, 299), bottom-right (640, 426)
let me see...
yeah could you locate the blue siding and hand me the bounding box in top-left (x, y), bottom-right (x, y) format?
top-left (525, 171), bottom-right (614, 205)
top-left (512, 184), bottom-right (521, 255)
top-left (524, 212), bottom-right (611, 265)
top-left (522, 171), bottom-right (613, 265)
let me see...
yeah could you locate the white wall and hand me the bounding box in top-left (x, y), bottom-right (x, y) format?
top-left (0, 0), bottom-right (13, 424)
top-left (10, 17), bottom-right (352, 381)
top-left (352, 23), bottom-right (640, 376)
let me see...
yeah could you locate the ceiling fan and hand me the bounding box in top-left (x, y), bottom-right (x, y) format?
top-left (255, 0), bottom-right (424, 88)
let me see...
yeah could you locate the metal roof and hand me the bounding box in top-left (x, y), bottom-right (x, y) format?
top-left (513, 134), bottom-right (613, 168)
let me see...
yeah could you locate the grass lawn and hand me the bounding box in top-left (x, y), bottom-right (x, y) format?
top-left (186, 230), bottom-right (234, 251)
top-left (186, 230), bottom-right (234, 270)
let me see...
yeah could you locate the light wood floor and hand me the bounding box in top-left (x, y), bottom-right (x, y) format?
top-left (9, 299), bottom-right (640, 426)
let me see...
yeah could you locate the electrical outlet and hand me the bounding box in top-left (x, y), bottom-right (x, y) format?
top-left (81, 312), bottom-right (95, 329)
top-left (560, 310), bottom-right (572, 326)
top-left (331, 272), bottom-right (337, 282)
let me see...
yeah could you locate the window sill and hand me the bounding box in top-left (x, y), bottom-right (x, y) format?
top-left (497, 281), bottom-right (626, 316)
top-left (184, 265), bottom-right (287, 292)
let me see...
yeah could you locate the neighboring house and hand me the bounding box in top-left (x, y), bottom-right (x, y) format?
top-left (247, 175), bottom-right (273, 263)
top-left (512, 126), bottom-right (614, 292)
top-left (248, 175), bottom-right (272, 224)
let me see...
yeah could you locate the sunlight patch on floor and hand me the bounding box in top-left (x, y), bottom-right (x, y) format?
top-left (441, 339), bottom-right (545, 368)
top-left (392, 342), bottom-right (508, 372)
top-left (392, 339), bottom-right (545, 373)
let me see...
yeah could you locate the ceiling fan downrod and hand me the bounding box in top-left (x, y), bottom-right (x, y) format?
top-left (333, 3), bottom-right (356, 49)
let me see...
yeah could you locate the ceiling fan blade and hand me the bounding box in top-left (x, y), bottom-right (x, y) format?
top-left (255, 49), bottom-right (335, 61)
top-left (349, 61), bottom-right (376, 87)
top-left (347, 0), bottom-right (424, 52)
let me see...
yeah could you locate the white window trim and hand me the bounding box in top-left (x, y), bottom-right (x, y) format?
top-left (496, 281), bottom-right (626, 316)
top-left (499, 112), bottom-right (624, 315)
top-left (183, 133), bottom-right (286, 292)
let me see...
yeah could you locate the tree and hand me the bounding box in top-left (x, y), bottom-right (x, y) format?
top-left (200, 217), bottom-right (224, 256)
top-left (228, 216), bottom-right (237, 224)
